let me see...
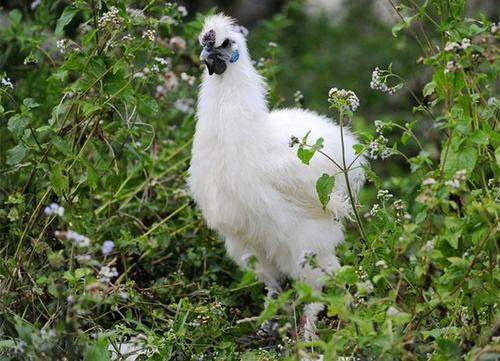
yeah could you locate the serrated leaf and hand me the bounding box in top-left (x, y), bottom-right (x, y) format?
top-left (442, 146), bottom-right (477, 178)
top-left (55, 6), bottom-right (79, 36)
top-left (23, 98), bottom-right (40, 109)
top-left (469, 130), bottom-right (489, 145)
top-left (51, 164), bottom-right (68, 196)
top-left (6, 143), bottom-right (26, 165)
top-left (8, 115), bottom-right (29, 137)
top-left (422, 81), bottom-right (436, 97)
top-left (336, 265), bottom-right (358, 285)
top-left (316, 173), bottom-right (335, 210)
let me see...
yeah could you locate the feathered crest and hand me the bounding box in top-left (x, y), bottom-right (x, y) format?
top-left (199, 14), bottom-right (247, 47)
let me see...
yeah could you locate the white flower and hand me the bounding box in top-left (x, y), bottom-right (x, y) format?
top-left (491, 22), bottom-right (498, 34)
top-left (369, 204), bottom-right (380, 216)
top-left (445, 179), bottom-right (460, 189)
top-left (177, 5), bottom-right (188, 17)
top-left (298, 250), bottom-right (316, 268)
top-left (268, 41), bottom-right (278, 48)
top-left (387, 306), bottom-right (401, 316)
top-left (377, 189), bottom-right (393, 201)
top-left (357, 280), bottom-right (374, 294)
top-left (101, 240), bottom-right (115, 256)
top-left (370, 67), bottom-right (398, 94)
top-left (169, 36), bottom-right (186, 50)
top-left (44, 202), bottom-right (65, 217)
top-left (1, 76), bottom-right (14, 89)
top-left (444, 60), bottom-right (461, 74)
top-left (424, 240), bottom-right (435, 252)
top-left (56, 39), bottom-right (66, 54)
top-left (98, 266), bottom-right (119, 284)
top-left (461, 38), bottom-right (471, 49)
top-left (174, 98), bottom-right (195, 113)
top-left (453, 169), bottom-right (467, 181)
top-left (142, 29), bottom-right (156, 42)
top-left (55, 230), bottom-right (90, 247)
top-left (180, 72), bottom-right (196, 86)
top-left (76, 254), bottom-right (92, 263)
top-left (98, 6), bottom-right (122, 29)
top-left (444, 41), bottom-right (460, 51)
top-left (31, 0), bottom-right (42, 10)
top-left (294, 90), bottom-right (304, 104)
top-left (126, 7), bottom-right (144, 18)
top-left (368, 135), bottom-right (391, 160)
top-left (328, 87), bottom-right (360, 112)
top-left (375, 260), bottom-right (388, 268)
top-left (154, 57), bottom-right (170, 67)
top-left (392, 199), bottom-right (405, 210)
top-left (422, 177), bottom-right (436, 186)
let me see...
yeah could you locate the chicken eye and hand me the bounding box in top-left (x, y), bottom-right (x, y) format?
top-left (221, 39), bottom-right (230, 47)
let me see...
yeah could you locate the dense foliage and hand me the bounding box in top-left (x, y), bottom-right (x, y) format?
top-left (0, 0), bottom-right (498, 360)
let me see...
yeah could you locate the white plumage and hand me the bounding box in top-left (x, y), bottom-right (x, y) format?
top-left (188, 14), bottom-right (366, 339)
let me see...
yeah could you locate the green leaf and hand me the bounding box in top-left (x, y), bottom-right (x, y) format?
top-left (336, 265), bottom-right (358, 285)
top-left (297, 132), bottom-right (324, 165)
top-left (469, 130), bottom-right (489, 145)
top-left (422, 81), bottom-right (436, 97)
top-left (84, 341), bottom-right (110, 361)
top-left (442, 146), bottom-right (477, 178)
top-left (8, 115), bottom-right (29, 137)
top-left (6, 144), bottom-right (27, 165)
top-left (316, 173), bottom-right (335, 210)
top-left (55, 6), bottom-right (79, 36)
top-left (352, 144), bottom-right (364, 155)
top-left (23, 98), bottom-right (40, 109)
top-left (51, 164), bottom-right (69, 196)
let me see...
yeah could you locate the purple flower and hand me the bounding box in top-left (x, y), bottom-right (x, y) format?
top-left (101, 240), bottom-right (115, 256)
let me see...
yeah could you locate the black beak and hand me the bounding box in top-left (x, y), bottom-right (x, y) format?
top-left (201, 47), bottom-right (227, 75)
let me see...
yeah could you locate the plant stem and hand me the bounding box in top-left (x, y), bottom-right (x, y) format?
top-left (338, 112), bottom-right (368, 242)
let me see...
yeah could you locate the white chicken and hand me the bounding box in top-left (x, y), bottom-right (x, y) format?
top-left (188, 14), bottom-right (366, 340)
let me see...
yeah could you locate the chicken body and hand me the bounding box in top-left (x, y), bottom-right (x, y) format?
top-left (188, 14), bottom-right (365, 339)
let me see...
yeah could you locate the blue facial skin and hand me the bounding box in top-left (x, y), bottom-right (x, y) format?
top-left (230, 49), bottom-right (239, 63)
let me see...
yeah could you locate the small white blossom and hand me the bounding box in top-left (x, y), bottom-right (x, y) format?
top-left (177, 5), bottom-right (188, 17)
top-left (98, 266), bottom-right (119, 284)
top-left (142, 29), bottom-right (157, 42)
top-left (422, 177), bottom-right (436, 186)
top-left (445, 179), bottom-right (460, 189)
top-left (387, 306), bottom-right (401, 316)
top-left (294, 90), bottom-right (304, 104)
top-left (368, 135), bottom-right (391, 160)
top-left (461, 38), bottom-right (471, 49)
top-left (98, 6), bottom-right (122, 29)
top-left (101, 240), bottom-right (115, 256)
top-left (31, 0), bottom-right (42, 10)
top-left (377, 189), bottom-right (393, 201)
top-left (370, 67), bottom-right (398, 94)
top-left (180, 72), bottom-right (196, 86)
top-left (369, 203), bottom-right (380, 216)
top-left (55, 230), bottom-right (90, 247)
top-left (75, 254), bottom-right (92, 263)
top-left (174, 98), bottom-right (195, 113)
top-left (154, 57), bottom-right (170, 67)
top-left (444, 41), bottom-right (460, 52)
top-left (169, 36), bottom-right (186, 50)
top-left (328, 87), bottom-right (360, 112)
top-left (445, 60), bottom-right (461, 74)
top-left (375, 260), bottom-right (388, 268)
top-left (0, 78), bottom-right (14, 89)
top-left (44, 202), bottom-right (65, 217)
top-left (268, 41), bottom-right (278, 48)
top-left (56, 39), bottom-right (66, 54)
top-left (392, 199), bottom-right (405, 210)
top-left (424, 240), bottom-right (435, 252)
top-left (491, 22), bottom-right (498, 34)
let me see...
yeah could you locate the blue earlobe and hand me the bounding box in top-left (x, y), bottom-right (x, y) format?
top-left (230, 49), bottom-right (239, 63)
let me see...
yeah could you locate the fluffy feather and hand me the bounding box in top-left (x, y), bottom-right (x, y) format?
top-left (188, 14), bottom-right (366, 339)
